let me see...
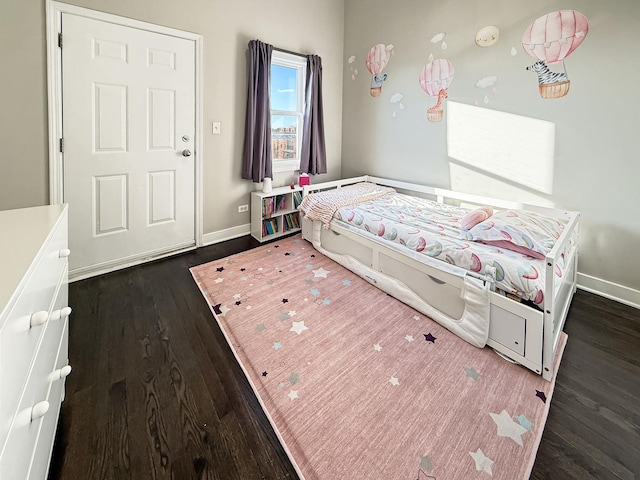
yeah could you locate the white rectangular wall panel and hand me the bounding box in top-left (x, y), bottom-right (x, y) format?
top-left (93, 83), bottom-right (127, 152)
top-left (148, 170), bottom-right (175, 225)
top-left (93, 174), bottom-right (128, 235)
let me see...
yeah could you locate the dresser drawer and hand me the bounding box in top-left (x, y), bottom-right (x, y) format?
top-left (0, 314), bottom-right (69, 480)
top-left (0, 214), bottom-right (68, 428)
top-left (28, 317), bottom-right (69, 480)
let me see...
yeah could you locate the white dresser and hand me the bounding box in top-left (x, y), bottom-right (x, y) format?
top-left (0, 204), bottom-right (71, 480)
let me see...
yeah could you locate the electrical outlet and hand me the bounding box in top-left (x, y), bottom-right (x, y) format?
top-left (238, 204), bottom-right (249, 213)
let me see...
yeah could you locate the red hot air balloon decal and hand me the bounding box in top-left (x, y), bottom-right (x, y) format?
top-left (419, 59), bottom-right (454, 123)
top-left (522, 10), bottom-right (589, 99)
top-left (366, 44), bottom-right (393, 97)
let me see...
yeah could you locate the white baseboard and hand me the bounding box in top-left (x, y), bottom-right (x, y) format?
top-left (202, 223), bottom-right (251, 246)
top-left (69, 242), bottom-right (195, 282)
top-left (577, 272), bottom-right (640, 310)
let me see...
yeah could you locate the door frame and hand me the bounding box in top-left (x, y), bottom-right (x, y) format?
top-left (46, 1), bottom-right (204, 274)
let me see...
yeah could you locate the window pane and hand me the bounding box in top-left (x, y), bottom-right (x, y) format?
top-left (271, 64), bottom-right (298, 112)
top-left (271, 115), bottom-right (298, 160)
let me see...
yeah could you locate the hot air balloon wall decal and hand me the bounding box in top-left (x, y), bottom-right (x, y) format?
top-left (365, 43), bottom-right (393, 97)
top-left (522, 10), bottom-right (589, 99)
top-left (419, 59), bottom-right (455, 123)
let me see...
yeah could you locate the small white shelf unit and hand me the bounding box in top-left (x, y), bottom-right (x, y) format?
top-left (251, 186), bottom-right (303, 242)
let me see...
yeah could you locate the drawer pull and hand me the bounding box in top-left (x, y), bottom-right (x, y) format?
top-left (50, 306), bottom-right (72, 321)
top-left (59, 248), bottom-right (71, 258)
top-left (52, 365), bottom-right (72, 381)
top-left (31, 401), bottom-right (50, 421)
top-left (30, 311), bottom-right (49, 327)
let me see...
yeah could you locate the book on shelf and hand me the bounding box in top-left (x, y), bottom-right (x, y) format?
top-left (283, 213), bottom-right (300, 231)
top-left (261, 197), bottom-right (272, 218)
top-left (262, 218), bottom-right (278, 236)
top-left (262, 195), bottom-right (290, 218)
top-left (292, 190), bottom-right (303, 209)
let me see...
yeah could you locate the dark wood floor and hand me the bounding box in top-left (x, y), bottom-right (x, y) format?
top-left (49, 235), bottom-right (640, 480)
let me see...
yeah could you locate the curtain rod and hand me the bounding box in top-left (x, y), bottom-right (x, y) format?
top-left (273, 46), bottom-right (307, 59)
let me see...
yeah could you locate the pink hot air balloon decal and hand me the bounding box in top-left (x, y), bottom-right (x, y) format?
top-left (365, 44), bottom-right (392, 97)
top-left (419, 59), bottom-right (454, 123)
top-left (522, 10), bottom-right (589, 99)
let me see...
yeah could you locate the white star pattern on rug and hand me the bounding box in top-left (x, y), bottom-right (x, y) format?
top-left (389, 376), bottom-right (399, 386)
top-left (218, 305), bottom-right (230, 316)
top-left (290, 321), bottom-right (308, 335)
top-left (490, 410), bottom-right (529, 446)
top-left (469, 448), bottom-right (493, 475)
top-left (312, 267), bottom-right (330, 278)
top-left (405, 335), bottom-right (415, 342)
top-left (373, 343), bottom-right (382, 352)
top-left (288, 390), bottom-right (298, 401)
top-left (214, 278), bottom-right (224, 284)
top-left (288, 310), bottom-right (297, 317)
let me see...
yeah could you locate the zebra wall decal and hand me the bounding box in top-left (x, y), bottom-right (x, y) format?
top-left (526, 60), bottom-right (568, 85)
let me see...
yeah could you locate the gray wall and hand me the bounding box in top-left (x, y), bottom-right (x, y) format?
top-left (0, 0), bottom-right (50, 209)
top-left (0, 0), bottom-right (344, 234)
top-left (342, 0), bottom-right (640, 292)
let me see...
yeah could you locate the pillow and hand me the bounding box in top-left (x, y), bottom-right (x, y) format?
top-left (460, 206), bottom-right (494, 230)
top-left (469, 209), bottom-right (565, 259)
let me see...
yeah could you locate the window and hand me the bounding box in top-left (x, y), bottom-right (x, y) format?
top-left (270, 51), bottom-right (306, 173)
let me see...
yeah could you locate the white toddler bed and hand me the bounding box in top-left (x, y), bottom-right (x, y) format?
top-left (298, 176), bottom-right (579, 380)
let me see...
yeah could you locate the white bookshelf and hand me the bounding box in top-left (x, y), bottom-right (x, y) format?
top-left (250, 186), bottom-right (303, 242)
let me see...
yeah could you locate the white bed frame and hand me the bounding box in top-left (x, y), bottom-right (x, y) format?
top-left (300, 176), bottom-right (579, 380)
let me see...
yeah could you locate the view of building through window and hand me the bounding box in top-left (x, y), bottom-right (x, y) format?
top-left (270, 57), bottom-right (304, 166)
top-left (271, 120), bottom-right (297, 160)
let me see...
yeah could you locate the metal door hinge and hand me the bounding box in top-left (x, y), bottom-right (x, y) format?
top-left (58, 33), bottom-right (62, 48)
top-left (59, 138), bottom-right (64, 153)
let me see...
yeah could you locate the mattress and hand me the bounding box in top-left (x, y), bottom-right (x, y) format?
top-left (331, 191), bottom-right (569, 305)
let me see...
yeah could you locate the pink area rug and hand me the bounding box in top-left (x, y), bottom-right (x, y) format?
top-left (190, 235), bottom-right (566, 480)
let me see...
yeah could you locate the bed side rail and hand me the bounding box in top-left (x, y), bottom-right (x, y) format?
top-left (302, 176), bottom-right (369, 195)
top-left (367, 176), bottom-right (578, 220)
top-left (367, 176), bottom-right (530, 209)
top-left (303, 174), bottom-right (576, 221)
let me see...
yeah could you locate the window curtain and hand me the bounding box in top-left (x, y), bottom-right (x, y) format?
top-left (242, 40), bottom-right (273, 182)
top-left (300, 55), bottom-right (327, 175)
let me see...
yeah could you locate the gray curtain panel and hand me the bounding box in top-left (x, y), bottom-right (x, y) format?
top-left (300, 55), bottom-right (327, 175)
top-left (242, 40), bottom-right (273, 182)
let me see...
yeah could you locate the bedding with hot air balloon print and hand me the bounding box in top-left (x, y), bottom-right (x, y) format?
top-left (419, 59), bottom-right (455, 122)
top-left (366, 43), bottom-right (394, 97)
top-left (522, 10), bottom-right (589, 99)
top-left (331, 191), bottom-right (572, 305)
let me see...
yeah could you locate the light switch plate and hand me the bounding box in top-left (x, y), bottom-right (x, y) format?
top-left (212, 122), bottom-right (221, 134)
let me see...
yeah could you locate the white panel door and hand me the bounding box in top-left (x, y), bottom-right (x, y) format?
top-left (61, 13), bottom-right (195, 275)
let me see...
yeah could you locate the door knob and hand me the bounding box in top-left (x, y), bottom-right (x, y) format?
top-left (182, 149), bottom-right (192, 157)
